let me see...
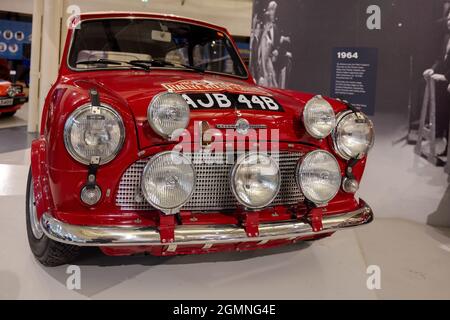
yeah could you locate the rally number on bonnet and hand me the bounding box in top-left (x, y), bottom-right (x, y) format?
top-left (182, 93), bottom-right (284, 112)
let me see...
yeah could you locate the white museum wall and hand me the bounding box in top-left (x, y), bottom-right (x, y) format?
top-left (0, 0), bottom-right (33, 14)
top-left (59, 0), bottom-right (252, 60)
top-left (358, 112), bottom-right (450, 227)
top-left (63, 0), bottom-right (252, 36)
top-left (0, 0), bottom-right (252, 36)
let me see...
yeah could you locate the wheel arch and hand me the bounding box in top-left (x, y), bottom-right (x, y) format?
top-left (30, 138), bottom-right (54, 220)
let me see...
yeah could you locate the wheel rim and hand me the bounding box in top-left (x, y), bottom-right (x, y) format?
top-left (29, 178), bottom-right (44, 239)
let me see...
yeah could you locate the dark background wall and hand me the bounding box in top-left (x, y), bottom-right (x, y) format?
top-left (252, 0), bottom-right (446, 116)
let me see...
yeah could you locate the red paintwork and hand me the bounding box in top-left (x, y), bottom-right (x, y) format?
top-left (0, 81), bottom-right (12, 96)
top-left (31, 12), bottom-right (369, 256)
top-left (0, 104), bottom-right (23, 114)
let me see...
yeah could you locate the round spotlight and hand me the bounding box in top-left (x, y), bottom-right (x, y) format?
top-left (141, 151), bottom-right (196, 214)
top-left (342, 177), bottom-right (359, 194)
top-left (80, 185), bottom-right (102, 206)
top-left (332, 110), bottom-right (374, 160)
top-left (147, 92), bottom-right (190, 140)
top-left (296, 150), bottom-right (341, 205)
top-left (231, 153), bottom-right (281, 209)
top-left (303, 96), bottom-right (336, 139)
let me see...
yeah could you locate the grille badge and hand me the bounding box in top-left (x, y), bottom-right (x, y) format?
top-left (216, 118), bottom-right (267, 134)
top-left (236, 118), bottom-right (250, 135)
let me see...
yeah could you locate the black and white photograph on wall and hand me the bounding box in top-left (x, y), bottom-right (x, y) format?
top-left (250, 0), bottom-right (294, 88)
top-left (250, 0), bottom-right (450, 163)
top-left (419, 1), bottom-right (450, 164)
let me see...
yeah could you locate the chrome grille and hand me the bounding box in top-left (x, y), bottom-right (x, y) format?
top-left (115, 152), bottom-right (305, 211)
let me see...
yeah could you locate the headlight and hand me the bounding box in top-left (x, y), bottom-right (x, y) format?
top-left (332, 111), bottom-right (374, 160)
top-left (141, 151), bottom-right (196, 214)
top-left (7, 85), bottom-right (22, 97)
top-left (303, 95), bottom-right (336, 139)
top-left (296, 150), bottom-right (341, 205)
top-left (64, 104), bottom-right (125, 165)
top-left (231, 153), bottom-right (281, 209)
top-left (148, 92), bottom-right (190, 140)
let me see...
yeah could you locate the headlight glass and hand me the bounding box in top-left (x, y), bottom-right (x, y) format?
top-left (333, 111), bottom-right (374, 160)
top-left (7, 85), bottom-right (21, 97)
top-left (303, 96), bottom-right (336, 138)
top-left (297, 150), bottom-right (341, 205)
top-left (141, 151), bottom-right (196, 214)
top-left (148, 92), bottom-right (190, 140)
top-left (80, 185), bottom-right (102, 206)
top-left (64, 104), bottom-right (125, 165)
top-left (231, 153), bottom-right (281, 209)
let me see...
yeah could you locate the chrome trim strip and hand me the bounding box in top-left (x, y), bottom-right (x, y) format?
top-left (216, 124), bottom-right (267, 129)
top-left (40, 200), bottom-right (373, 247)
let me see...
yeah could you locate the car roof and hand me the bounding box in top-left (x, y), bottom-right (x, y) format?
top-left (77, 11), bottom-right (228, 33)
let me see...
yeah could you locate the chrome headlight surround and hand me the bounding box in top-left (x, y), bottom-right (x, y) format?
top-left (7, 85), bottom-right (22, 97)
top-left (296, 150), bottom-right (342, 205)
top-left (147, 92), bottom-right (190, 140)
top-left (332, 110), bottom-right (375, 160)
top-left (302, 95), bottom-right (336, 139)
top-left (63, 103), bottom-right (125, 165)
top-left (141, 151), bottom-right (196, 215)
top-left (231, 153), bottom-right (281, 210)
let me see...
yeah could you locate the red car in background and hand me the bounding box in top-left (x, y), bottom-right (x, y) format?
top-left (0, 80), bottom-right (28, 117)
top-left (27, 12), bottom-right (374, 266)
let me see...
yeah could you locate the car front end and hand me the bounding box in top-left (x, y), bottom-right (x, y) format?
top-left (27, 12), bottom-right (374, 265)
top-left (0, 80), bottom-right (28, 116)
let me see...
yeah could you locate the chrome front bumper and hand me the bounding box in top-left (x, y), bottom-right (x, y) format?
top-left (40, 200), bottom-right (373, 247)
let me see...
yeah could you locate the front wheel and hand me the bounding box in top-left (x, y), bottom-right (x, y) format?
top-left (26, 167), bottom-right (80, 267)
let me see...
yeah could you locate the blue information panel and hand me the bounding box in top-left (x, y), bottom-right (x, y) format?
top-left (330, 47), bottom-right (378, 115)
top-left (0, 20), bottom-right (32, 60)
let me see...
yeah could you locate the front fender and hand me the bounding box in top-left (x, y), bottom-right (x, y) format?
top-left (30, 138), bottom-right (53, 220)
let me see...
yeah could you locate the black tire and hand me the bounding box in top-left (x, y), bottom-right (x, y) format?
top-left (26, 168), bottom-right (80, 267)
top-left (0, 111), bottom-right (16, 117)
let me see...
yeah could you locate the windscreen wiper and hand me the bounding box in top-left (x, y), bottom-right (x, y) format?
top-left (129, 59), bottom-right (205, 73)
top-left (76, 59), bottom-right (151, 71)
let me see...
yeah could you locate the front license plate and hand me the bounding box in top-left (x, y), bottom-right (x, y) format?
top-left (0, 98), bottom-right (13, 106)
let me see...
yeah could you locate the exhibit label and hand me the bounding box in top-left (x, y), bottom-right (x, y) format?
top-left (330, 47), bottom-right (378, 115)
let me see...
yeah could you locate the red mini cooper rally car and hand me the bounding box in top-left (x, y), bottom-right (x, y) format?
top-left (27, 12), bottom-right (374, 266)
top-left (0, 80), bottom-right (28, 117)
